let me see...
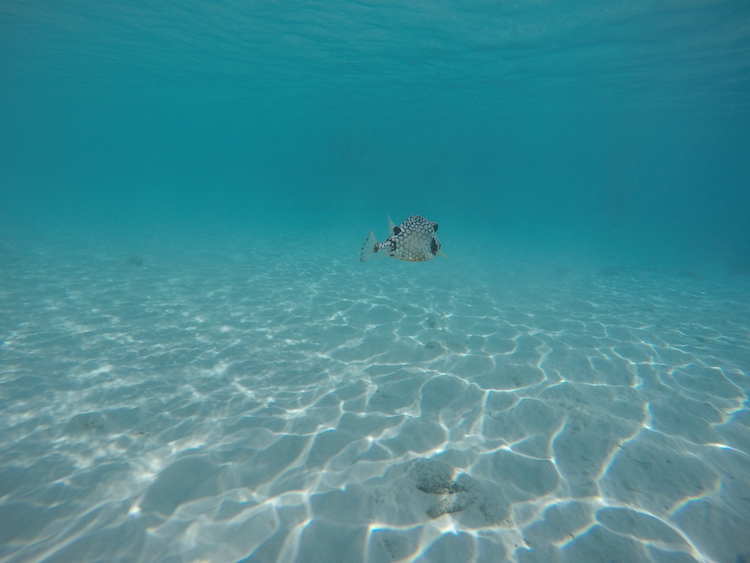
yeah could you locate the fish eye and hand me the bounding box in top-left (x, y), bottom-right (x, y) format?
top-left (393, 226), bottom-right (401, 234)
top-left (433, 224), bottom-right (439, 232)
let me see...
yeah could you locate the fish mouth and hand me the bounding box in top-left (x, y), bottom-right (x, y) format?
top-left (430, 238), bottom-right (440, 256)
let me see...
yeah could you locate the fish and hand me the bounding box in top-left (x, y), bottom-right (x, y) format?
top-left (360, 214), bottom-right (444, 263)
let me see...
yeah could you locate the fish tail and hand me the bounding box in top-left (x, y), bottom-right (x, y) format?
top-left (359, 231), bottom-right (379, 262)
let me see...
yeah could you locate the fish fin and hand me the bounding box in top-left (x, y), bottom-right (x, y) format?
top-left (387, 214), bottom-right (397, 234)
top-left (359, 231), bottom-right (379, 262)
top-left (438, 250), bottom-right (448, 258)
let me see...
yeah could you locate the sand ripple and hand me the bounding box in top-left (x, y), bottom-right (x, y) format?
top-left (1, 235), bottom-right (749, 562)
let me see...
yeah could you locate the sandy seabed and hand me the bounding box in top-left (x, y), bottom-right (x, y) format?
top-left (1, 230), bottom-right (749, 563)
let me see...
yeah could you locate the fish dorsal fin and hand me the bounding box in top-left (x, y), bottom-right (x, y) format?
top-left (387, 213), bottom-right (397, 234)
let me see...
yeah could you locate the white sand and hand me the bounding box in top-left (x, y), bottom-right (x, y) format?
top-left (1, 229), bottom-right (749, 563)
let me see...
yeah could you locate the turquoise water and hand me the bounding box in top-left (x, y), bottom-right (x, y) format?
top-left (2, 1), bottom-right (750, 562)
top-left (3, 0), bottom-right (749, 260)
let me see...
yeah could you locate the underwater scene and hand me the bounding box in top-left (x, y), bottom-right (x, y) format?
top-left (1, 1), bottom-right (750, 562)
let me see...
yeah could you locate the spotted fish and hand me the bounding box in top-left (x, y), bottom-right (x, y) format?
top-left (360, 215), bottom-right (443, 263)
